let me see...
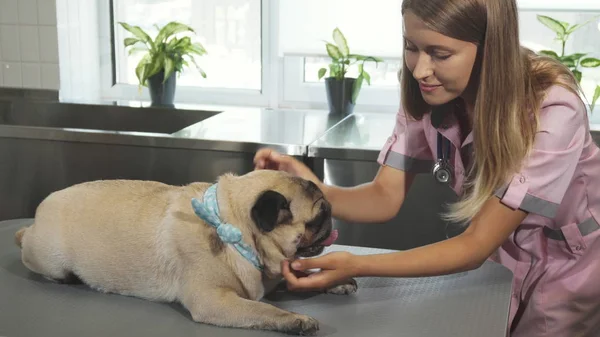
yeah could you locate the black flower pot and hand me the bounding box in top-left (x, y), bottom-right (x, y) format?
top-left (148, 70), bottom-right (177, 107)
top-left (325, 77), bottom-right (356, 116)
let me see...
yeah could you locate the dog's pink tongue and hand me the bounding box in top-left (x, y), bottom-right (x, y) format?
top-left (321, 229), bottom-right (339, 246)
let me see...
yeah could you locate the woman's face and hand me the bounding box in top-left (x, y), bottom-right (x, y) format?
top-left (403, 10), bottom-right (479, 106)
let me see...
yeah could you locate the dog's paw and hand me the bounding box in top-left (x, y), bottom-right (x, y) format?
top-left (325, 278), bottom-right (358, 295)
top-left (284, 314), bottom-right (319, 336)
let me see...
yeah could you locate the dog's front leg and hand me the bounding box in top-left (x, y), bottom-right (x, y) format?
top-left (262, 275), bottom-right (285, 294)
top-left (323, 278), bottom-right (358, 295)
top-left (181, 287), bottom-right (319, 336)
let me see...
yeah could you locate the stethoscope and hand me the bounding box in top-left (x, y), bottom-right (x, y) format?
top-left (434, 131), bottom-right (460, 239)
top-left (432, 132), bottom-right (453, 184)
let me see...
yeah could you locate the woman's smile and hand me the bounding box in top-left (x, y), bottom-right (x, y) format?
top-left (419, 82), bottom-right (443, 93)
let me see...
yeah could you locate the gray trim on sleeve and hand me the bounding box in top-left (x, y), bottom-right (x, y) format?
top-left (494, 186), bottom-right (559, 218)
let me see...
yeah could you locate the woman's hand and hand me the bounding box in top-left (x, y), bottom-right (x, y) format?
top-left (253, 148), bottom-right (321, 186)
top-left (281, 252), bottom-right (358, 292)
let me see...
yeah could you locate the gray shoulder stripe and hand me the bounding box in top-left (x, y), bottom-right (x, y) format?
top-left (494, 186), bottom-right (559, 218)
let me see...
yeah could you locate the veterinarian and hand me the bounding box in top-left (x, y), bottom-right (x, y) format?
top-left (254, 0), bottom-right (600, 336)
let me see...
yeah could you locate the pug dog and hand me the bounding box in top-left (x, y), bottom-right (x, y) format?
top-left (14, 169), bottom-right (357, 335)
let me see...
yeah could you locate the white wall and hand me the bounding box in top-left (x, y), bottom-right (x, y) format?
top-left (0, 0), bottom-right (59, 90)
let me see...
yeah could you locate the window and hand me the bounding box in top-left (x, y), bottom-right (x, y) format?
top-left (278, 0), bottom-right (404, 111)
top-left (113, 0), bottom-right (261, 90)
top-left (96, 0), bottom-right (600, 116)
top-left (101, 0), bottom-right (275, 106)
top-left (518, 9), bottom-right (600, 119)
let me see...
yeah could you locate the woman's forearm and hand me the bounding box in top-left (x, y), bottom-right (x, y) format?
top-left (321, 183), bottom-right (404, 224)
top-left (318, 166), bottom-right (414, 224)
top-left (351, 196), bottom-right (527, 278)
top-left (353, 233), bottom-right (487, 278)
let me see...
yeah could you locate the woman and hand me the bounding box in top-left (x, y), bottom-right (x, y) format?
top-left (254, 0), bottom-right (600, 335)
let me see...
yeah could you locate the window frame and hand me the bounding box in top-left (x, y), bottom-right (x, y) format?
top-left (100, 0), bottom-right (278, 107)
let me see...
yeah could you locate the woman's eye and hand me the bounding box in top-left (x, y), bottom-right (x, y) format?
top-left (433, 54), bottom-right (451, 60)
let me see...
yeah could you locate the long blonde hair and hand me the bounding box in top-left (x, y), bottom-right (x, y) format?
top-left (400, 0), bottom-right (581, 223)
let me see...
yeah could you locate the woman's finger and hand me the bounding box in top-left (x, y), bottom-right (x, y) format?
top-left (266, 160), bottom-right (281, 170)
top-left (282, 260), bottom-right (300, 285)
top-left (254, 148), bottom-right (272, 162)
top-left (282, 260), bottom-right (326, 292)
top-left (291, 271), bottom-right (330, 291)
top-left (291, 254), bottom-right (332, 272)
top-left (254, 148), bottom-right (277, 167)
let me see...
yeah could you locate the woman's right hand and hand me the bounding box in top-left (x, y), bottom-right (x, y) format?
top-left (253, 148), bottom-right (321, 186)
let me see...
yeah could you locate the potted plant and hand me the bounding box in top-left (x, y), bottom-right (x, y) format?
top-left (118, 21), bottom-right (208, 107)
top-left (317, 28), bottom-right (383, 115)
top-left (536, 15), bottom-right (600, 113)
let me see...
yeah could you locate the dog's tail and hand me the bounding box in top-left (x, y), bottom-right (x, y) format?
top-left (15, 226), bottom-right (29, 249)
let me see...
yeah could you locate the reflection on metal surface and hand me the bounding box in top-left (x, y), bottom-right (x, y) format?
top-left (173, 108), bottom-right (346, 152)
top-left (0, 101), bottom-right (349, 156)
top-left (1, 100), bottom-right (221, 134)
top-left (308, 113), bottom-right (395, 161)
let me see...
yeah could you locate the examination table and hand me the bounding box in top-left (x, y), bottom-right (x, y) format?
top-left (0, 219), bottom-right (513, 336)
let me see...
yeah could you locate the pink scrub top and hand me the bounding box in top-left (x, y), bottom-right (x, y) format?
top-left (377, 85), bottom-right (600, 337)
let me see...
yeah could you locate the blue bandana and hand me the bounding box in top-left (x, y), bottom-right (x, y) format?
top-left (191, 184), bottom-right (263, 271)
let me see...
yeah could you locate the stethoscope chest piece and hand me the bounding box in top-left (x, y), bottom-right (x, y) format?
top-left (432, 158), bottom-right (453, 184)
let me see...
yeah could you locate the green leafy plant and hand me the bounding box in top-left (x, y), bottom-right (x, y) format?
top-left (536, 15), bottom-right (600, 112)
top-left (118, 21), bottom-right (207, 89)
top-left (317, 28), bottom-right (383, 104)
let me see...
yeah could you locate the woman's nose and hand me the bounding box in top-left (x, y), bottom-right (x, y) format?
top-left (412, 54), bottom-right (434, 80)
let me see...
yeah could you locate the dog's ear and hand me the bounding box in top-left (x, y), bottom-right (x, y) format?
top-left (251, 190), bottom-right (290, 233)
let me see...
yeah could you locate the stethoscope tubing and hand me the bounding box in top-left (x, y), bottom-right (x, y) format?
top-left (437, 132), bottom-right (451, 162)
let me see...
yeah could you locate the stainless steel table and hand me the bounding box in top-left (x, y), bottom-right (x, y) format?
top-left (0, 219), bottom-right (513, 337)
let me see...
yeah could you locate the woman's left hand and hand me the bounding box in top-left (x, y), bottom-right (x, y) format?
top-left (282, 252), bottom-right (358, 292)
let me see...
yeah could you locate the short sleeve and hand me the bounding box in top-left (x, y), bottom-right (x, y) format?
top-left (494, 87), bottom-right (587, 219)
top-left (377, 107), bottom-right (434, 173)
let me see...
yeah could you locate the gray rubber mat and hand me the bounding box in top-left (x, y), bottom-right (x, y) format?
top-left (0, 219), bottom-right (512, 337)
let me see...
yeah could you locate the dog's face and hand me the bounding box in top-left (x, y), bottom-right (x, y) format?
top-left (221, 170), bottom-right (336, 262)
top-left (250, 175), bottom-right (334, 259)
